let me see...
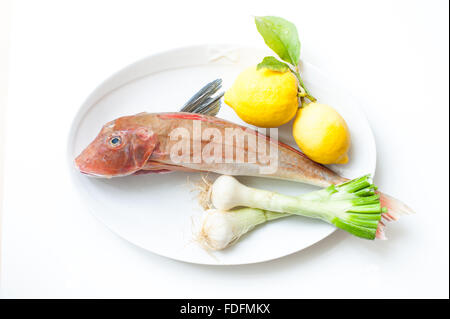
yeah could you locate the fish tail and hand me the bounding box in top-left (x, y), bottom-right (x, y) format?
top-left (379, 192), bottom-right (415, 220)
top-left (179, 79), bottom-right (224, 116)
top-left (375, 192), bottom-right (415, 239)
top-left (376, 220), bottom-right (387, 240)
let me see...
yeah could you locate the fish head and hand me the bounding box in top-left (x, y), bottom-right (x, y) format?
top-left (75, 119), bottom-right (157, 177)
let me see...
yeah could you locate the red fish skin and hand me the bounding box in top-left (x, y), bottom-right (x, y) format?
top-left (75, 112), bottom-right (345, 186)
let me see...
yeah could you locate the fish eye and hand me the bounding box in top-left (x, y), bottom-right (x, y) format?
top-left (109, 136), bottom-right (122, 147)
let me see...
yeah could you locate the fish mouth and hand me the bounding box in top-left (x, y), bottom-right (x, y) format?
top-left (76, 165), bottom-right (111, 178)
top-left (74, 158), bottom-right (113, 178)
top-left (78, 170), bottom-right (111, 178)
top-left (74, 160), bottom-right (134, 178)
top-left (78, 170), bottom-right (132, 178)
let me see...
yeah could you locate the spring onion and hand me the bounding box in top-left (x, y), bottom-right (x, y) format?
top-left (197, 208), bottom-right (288, 251)
top-left (197, 175), bottom-right (385, 249)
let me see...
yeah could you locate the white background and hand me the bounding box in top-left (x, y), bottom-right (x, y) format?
top-left (0, 0), bottom-right (448, 298)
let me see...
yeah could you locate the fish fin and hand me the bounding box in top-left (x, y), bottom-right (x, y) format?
top-left (133, 169), bottom-right (173, 175)
top-left (379, 192), bottom-right (415, 221)
top-left (374, 192), bottom-right (414, 240)
top-left (376, 221), bottom-right (387, 240)
top-left (179, 79), bottom-right (224, 116)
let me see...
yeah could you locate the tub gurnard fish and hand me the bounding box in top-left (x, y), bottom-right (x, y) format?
top-left (75, 79), bottom-right (413, 231)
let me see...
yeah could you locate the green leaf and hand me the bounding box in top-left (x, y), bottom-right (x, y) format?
top-left (255, 16), bottom-right (300, 66)
top-left (256, 56), bottom-right (290, 72)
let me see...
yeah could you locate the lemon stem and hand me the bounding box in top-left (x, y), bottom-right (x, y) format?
top-left (292, 67), bottom-right (316, 103)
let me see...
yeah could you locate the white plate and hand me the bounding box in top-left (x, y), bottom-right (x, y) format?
top-left (67, 45), bottom-right (376, 265)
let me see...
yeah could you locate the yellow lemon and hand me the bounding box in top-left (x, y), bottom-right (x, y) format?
top-left (224, 66), bottom-right (298, 128)
top-left (293, 103), bottom-right (351, 165)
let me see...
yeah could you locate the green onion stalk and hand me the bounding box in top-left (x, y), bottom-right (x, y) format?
top-left (196, 175), bottom-right (386, 251)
